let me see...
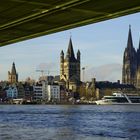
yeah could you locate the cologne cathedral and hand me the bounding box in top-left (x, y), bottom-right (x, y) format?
top-left (122, 26), bottom-right (140, 88)
top-left (60, 38), bottom-right (81, 92)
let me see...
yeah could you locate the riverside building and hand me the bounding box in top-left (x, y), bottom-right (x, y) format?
top-left (47, 85), bottom-right (60, 102)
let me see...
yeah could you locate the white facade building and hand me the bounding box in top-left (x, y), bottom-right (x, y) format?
top-left (6, 85), bottom-right (18, 99)
top-left (47, 85), bottom-right (60, 102)
top-left (33, 81), bottom-right (60, 102)
top-left (33, 82), bottom-right (48, 101)
top-left (33, 85), bottom-right (43, 100)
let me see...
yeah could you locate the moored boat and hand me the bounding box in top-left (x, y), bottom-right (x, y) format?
top-left (95, 92), bottom-right (140, 105)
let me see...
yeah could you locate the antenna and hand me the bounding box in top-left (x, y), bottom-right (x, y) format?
top-left (82, 67), bottom-right (85, 82)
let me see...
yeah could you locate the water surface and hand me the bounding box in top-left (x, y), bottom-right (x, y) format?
top-left (0, 105), bottom-right (140, 140)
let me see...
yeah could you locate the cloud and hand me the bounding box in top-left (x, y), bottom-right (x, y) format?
top-left (85, 63), bottom-right (122, 82)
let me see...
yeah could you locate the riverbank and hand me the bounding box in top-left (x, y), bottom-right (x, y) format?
top-left (0, 101), bottom-right (96, 105)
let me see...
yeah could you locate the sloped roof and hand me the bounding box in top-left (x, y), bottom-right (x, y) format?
top-left (11, 62), bottom-right (17, 75)
top-left (65, 38), bottom-right (77, 62)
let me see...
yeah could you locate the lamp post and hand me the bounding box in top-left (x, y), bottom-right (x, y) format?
top-left (82, 67), bottom-right (85, 82)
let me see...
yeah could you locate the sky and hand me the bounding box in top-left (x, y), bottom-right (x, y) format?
top-left (0, 12), bottom-right (140, 82)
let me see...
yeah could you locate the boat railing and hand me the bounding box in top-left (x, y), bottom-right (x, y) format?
top-left (123, 94), bottom-right (132, 103)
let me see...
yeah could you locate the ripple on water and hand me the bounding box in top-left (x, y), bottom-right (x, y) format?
top-left (0, 105), bottom-right (140, 140)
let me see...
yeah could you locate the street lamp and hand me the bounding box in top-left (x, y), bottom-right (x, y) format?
top-left (82, 67), bottom-right (85, 82)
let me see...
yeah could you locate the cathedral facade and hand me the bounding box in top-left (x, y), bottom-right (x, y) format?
top-left (122, 26), bottom-right (140, 88)
top-left (60, 38), bottom-right (81, 92)
top-left (8, 62), bottom-right (18, 84)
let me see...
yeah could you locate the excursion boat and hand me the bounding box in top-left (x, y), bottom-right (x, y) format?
top-left (95, 92), bottom-right (140, 105)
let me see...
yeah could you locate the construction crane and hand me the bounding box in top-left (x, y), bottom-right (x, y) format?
top-left (36, 69), bottom-right (50, 82)
top-left (36, 70), bottom-right (45, 77)
top-left (36, 69), bottom-right (58, 77)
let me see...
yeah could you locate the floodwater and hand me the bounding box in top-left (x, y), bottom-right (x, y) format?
top-left (0, 105), bottom-right (140, 140)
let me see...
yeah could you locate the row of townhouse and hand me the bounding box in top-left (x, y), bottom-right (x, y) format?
top-left (1, 80), bottom-right (78, 103)
top-left (2, 81), bottom-right (60, 102)
top-left (2, 83), bottom-right (33, 100)
top-left (33, 81), bottom-right (60, 102)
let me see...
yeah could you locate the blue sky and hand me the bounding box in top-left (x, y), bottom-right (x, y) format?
top-left (0, 12), bottom-right (140, 82)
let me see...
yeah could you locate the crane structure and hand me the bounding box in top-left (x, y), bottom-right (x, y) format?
top-left (36, 69), bottom-right (50, 77)
top-left (36, 69), bottom-right (58, 77)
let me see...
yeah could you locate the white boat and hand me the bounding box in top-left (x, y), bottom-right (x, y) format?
top-left (95, 92), bottom-right (140, 105)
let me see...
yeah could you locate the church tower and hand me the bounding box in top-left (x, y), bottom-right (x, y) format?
top-left (8, 62), bottom-right (18, 84)
top-left (60, 38), bottom-right (81, 91)
top-left (122, 26), bottom-right (137, 85)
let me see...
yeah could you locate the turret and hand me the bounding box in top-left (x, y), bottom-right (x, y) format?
top-left (65, 52), bottom-right (70, 62)
top-left (60, 50), bottom-right (64, 63)
top-left (60, 50), bottom-right (64, 78)
top-left (77, 49), bottom-right (80, 62)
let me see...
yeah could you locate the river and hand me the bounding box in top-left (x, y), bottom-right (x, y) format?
top-left (0, 105), bottom-right (140, 140)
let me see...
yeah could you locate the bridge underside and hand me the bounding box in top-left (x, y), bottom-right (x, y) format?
top-left (0, 0), bottom-right (140, 46)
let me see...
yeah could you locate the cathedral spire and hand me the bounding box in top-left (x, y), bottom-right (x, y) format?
top-left (137, 38), bottom-right (140, 66)
top-left (66, 37), bottom-right (75, 60)
top-left (127, 25), bottom-right (134, 50)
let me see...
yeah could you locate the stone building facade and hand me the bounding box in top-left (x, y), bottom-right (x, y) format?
top-left (85, 78), bottom-right (136, 100)
top-left (122, 26), bottom-right (140, 88)
top-left (60, 38), bottom-right (81, 92)
top-left (8, 62), bottom-right (18, 84)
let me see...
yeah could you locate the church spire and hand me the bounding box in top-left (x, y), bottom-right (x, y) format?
top-left (127, 25), bottom-right (134, 50)
top-left (11, 62), bottom-right (16, 75)
top-left (8, 62), bottom-right (18, 83)
top-left (66, 37), bottom-right (75, 60)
